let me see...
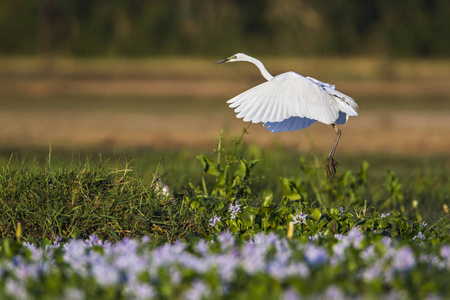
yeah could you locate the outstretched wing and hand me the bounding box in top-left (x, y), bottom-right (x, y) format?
top-left (263, 111), bottom-right (349, 133)
top-left (306, 76), bottom-right (358, 117)
top-left (263, 116), bottom-right (316, 133)
top-left (227, 72), bottom-right (357, 127)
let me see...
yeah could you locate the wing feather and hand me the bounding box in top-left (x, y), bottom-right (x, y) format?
top-left (227, 71), bottom-right (357, 126)
top-left (264, 116), bottom-right (316, 133)
top-left (306, 76), bottom-right (358, 117)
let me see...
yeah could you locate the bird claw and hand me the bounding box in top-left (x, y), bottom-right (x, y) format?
top-left (325, 157), bottom-right (339, 178)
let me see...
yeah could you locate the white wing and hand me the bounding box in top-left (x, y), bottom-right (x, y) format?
top-left (264, 116), bottom-right (316, 133)
top-left (227, 72), bottom-right (357, 126)
top-left (306, 77), bottom-right (358, 117)
top-left (263, 110), bottom-right (349, 133)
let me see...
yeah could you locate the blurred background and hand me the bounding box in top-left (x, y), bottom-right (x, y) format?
top-left (0, 0), bottom-right (449, 166)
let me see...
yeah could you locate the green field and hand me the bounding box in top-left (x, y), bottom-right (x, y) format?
top-left (0, 57), bottom-right (449, 299)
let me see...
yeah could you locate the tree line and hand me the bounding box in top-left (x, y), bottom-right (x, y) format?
top-left (0, 0), bottom-right (448, 57)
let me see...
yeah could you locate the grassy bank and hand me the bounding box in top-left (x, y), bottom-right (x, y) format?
top-left (1, 131), bottom-right (448, 243)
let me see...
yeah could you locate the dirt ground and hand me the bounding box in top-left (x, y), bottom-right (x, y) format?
top-left (0, 57), bottom-right (449, 156)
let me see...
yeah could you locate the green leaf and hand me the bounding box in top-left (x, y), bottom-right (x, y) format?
top-left (310, 208), bottom-right (322, 220)
top-left (280, 177), bottom-right (302, 201)
top-left (196, 155), bottom-right (221, 176)
top-left (215, 165), bottom-right (229, 188)
top-left (357, 161), bottom-right (369, 184)
top-left (261, 189), bottom-right (274, 207)
top-left (249, 159), bottom-right (259, 169)
top-left (234, 159), bottom-right (248, 179)
top-left (242, 208), bottom-right (256, 226)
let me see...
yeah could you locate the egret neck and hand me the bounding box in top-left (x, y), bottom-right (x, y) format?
top-left (245, 55), bottom-right (274, 81)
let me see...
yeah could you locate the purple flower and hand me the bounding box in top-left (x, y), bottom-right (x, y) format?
top-left (228, 201), bottom-right (242, 219)
top-left (441, 245), bottom-right (450, 260)
top-left (63, 287), bottom-right (86, 300)
top-left (209, 214), bottom-right (221, 227)
top-left (362, 260), bottom-right (383, 282)
top-left (309, 235), bottom-right (318, 241)
top-left (5, 278), bottom-right (28, 300)
top-left (185, 280), bottom-right (211, 300)
top-left (361, 245), bottom-right (376, 262)
top-left (323, 286), bottom-right (345, 300)
top-left (218, 231), bottom-right (235, 250)
top-left (123, 283), bottom-right (155, 300)
top-left (195, 240), bottom-right (209, 256)
top-left (381, 212), bottom-right (390, 218)
top-left (293, 210), bottom-right (307, 225)
top-left (391, 246), bottom-right (416, 272)
top-left (339, 207), bottom-right (344, 214)
top-left (53, 235), bottom-right (63, 246)
top-left (85, 234), bottom-right (103, 246)
top-left (303, 244), bottom-right (328, 266)
top-left (91, 263), bottom-right (120, 286)
top-left (240, 241), bottom-right (267, 274)
top-left (440, 246), bottom-right (450, 268)
top-left (283, 289), bottom-right (301, 300)
top-left (413, 232), bottom-right (426, 241)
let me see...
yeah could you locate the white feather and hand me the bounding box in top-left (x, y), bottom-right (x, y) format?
top-left (215, 52), bottom-right (358, 177)
top-left (264, 116), bottom-right (316, 133)
top-left (219, 53), bottom-right (358, 131)
top-left (228, 72), bottom-right (348, 125)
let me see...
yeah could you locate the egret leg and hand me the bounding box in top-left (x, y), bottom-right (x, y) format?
top-left (325, 123), bottom-right (341, 177)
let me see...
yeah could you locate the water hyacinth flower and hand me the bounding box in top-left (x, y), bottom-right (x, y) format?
top-left (123, 283), bottom-right (155, 300)
top-left (63, 287), bottom-right (86, 300)
top-left (413, 232), bottom-right (426, 241)
top-left (303, 244), bottom-right (328, 266)
top-left (195, 240), bottom-right (209, 256)
top-left (283, 289), bottom-right (301, 300)
top-left (209, 214), bottom-right (221, 227)
top-left (323, 286), bottom-right (345, 300)
top-left (2, 231), bottom-right (450, 299)
top-left (391, 246), bottom-right (416, 272)
top-left (228, 201), bottom-right (242, 219)
top-left (85, 234), bottom-right (103, 246)
top-left (440, 245), bottom-right (450, 268)
top-left (309, 232), bottom-right (326, 241)
top-left (185, 280), bottom-right (211, 300)
top-left (293, 210), bottom-right (307, 225)
top-left (53, 235), bottom-right (63, 246)
top-left (309, 234), bottom-right (318, 241)
top-left (218, 231), bottom-right (235, 250)
top-left (91, 263), bottom-right (121, 286)
top-left (361, 260), bottom-right (384, 282)
top-left (5, 278), bottom-right (28, 300)
top-left (381, 212), bottom-right (390, 218)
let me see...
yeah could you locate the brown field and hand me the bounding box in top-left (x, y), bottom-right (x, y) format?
top-left (0, 56), bottom-right (449, 156)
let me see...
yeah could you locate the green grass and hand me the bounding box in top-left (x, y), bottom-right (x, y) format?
top-left (0, 130), bottom-right (448, 243)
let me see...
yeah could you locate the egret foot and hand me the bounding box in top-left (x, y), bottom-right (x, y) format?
top-left (325, 123), bottom-right (341, 178)
top-left (325, 156), bottom-right (339, 178)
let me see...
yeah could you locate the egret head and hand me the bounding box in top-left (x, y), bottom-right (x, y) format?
top-left (214, 53), bottom-right (248, 64)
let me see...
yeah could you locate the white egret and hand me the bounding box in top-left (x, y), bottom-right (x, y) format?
top-left (214, 53), bottom-right (358, 177)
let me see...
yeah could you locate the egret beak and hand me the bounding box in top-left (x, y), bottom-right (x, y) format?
top-left (213, 58), bottom-right (229, 65)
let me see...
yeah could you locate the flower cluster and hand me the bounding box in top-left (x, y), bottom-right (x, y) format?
top-left (1, 230), bottom-right (449, 299)
top-left (293, 210), bottom-right (307, 225)
top-left (228, 201), bottom-right (242, 219)
top-left (209, 214), bottom-right (221, 226)
top-left (381, 212), bottom-right (391, 218)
